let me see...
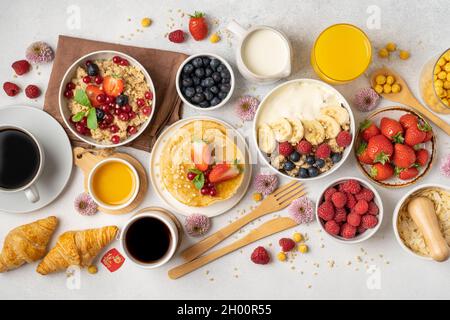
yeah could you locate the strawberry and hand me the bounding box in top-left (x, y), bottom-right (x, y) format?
top-left (168, 30), bottom-right (185, 43)
top-left (191, 140), bottom-right (212, 172)
top-left (423, 130), bottom-right (433, 142)
top-left (102, 75), bottom-right (124, 97)
top-left (393, 143), bottom-right (416, 168)
top-left (189, 11), bottom-right (208, 41)
top-left (85, 85), bottom-right (105, 107)
top-left (359, 120), bottom-right (380, 141)
top-left (367, 134), bottom-right (394, 164)
top-left (415, 149), bottom-right (429, 167)
top-left (356, 142), bottom-right (373, 165)
top-left (397, 167), bottom-right (419, 180)
top-left (399, 113), bottom-right (418, 130)
top-left (380, 117), bottom-right (404, 143)
top-left (418, 121), bottom-right (433, 142)
top-left (12, 60), bottom-right (31, 76)
top-left (404, 126), bottom-right (426, 146)
top-left (208, 162), bottom-right (241, 183)
top-left (370, 163), bottom-right (394, 181)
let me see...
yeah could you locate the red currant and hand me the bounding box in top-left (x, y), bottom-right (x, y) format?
top-left (80, 117), bottom-right (87, 127)
top-left (112, 56), bottom-right (122, 64)
top-left (85, 60), bottom-right (93, 66)
top-left (66, 82), bottom-right (75, 90)
top-left (142, 106), bottom-right (152, 116)
top-left (209, 188), bottom-right (217, 197)
top-left (121, 105), bottom-right (132, 113)
top-left (119, 59), bottom-right (129, 66)
top-left (64, 90), bottom-right (74, 99)
top-left (127, 126), bottom-right (137, 135)
top-left (103, 113), bottom-right (114, 124)
top-left (207, 182), bottom-right (215, 188)
top-left (187, 172), bottom-right (197, 180)
top-left (94, 76), bottom-right (103, 84)
top-left (105, 95), bottom-right (114, 104)
top-left (136, 98), bottom-right (145, 108)
top-left (96, 93), bottom-right (106, 104)
top-left (100, 105), bottom-right (111, 113)
top-left (119, 112), bottom-right (129, 121)
top-left (109, 125), bottom-right (119, 133)
top-left (99, 121), bottom-right (109, 130)
top-left (200, 187), bottom-right (210, 195)
top-left (111, 135), bottom-right (120, 144)
top-left (144, 91), bottom-right (153, 100)
top-left (128, 111), bottom-right (136, 120)
top-left (82, 76), bottom-right (91, 84)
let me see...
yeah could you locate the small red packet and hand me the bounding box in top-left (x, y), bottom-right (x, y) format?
top-left (101, 248), bottom-right (125, 272)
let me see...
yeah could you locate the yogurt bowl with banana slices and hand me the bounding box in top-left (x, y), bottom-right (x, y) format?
top-left (254, 79), bottom-right (355, 180)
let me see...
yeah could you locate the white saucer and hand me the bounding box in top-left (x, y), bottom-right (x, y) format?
top-left (149, 116), bottom-right (252, 217)
top-left (0, 106), bottom-right (73, 213)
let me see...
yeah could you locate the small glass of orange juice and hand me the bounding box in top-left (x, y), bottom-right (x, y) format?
top-left (88, 158), bottom-right (140, 210)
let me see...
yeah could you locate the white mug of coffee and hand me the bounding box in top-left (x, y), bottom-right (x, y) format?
top-left (0, 125), bottom-right (44, 203)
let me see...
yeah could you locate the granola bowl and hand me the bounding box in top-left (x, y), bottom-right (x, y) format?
top-left (59, 50), bottom-right (156, 148)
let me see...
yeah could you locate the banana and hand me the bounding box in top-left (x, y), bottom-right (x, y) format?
top-left (288, 117), bottom-right (304, 144)
top-left (320, 105), bottom-right (350, 126)
top-left (257, 124), bottom-right (277, 154)
top-left (317, 114), bottom-right (341, 139)
top-left (269, 117), bottom-right (292, 142)
top-left (302, 120), bottom-right (325, 145)
top-left (203, 128), bottom-right (225, 148)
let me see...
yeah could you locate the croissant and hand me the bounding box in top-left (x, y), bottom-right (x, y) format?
top-left (36, 225), bottom-right (118, 275)
top-left (0, 216), bottom-right (58, 273)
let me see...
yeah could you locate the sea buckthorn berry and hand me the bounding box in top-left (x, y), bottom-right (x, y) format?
top-left (383, 84), bottom-right (392, 94)
top-left (375, 75), bottom-right (386, 85)
top-left (277, 252), bottom-right (287, 262)
top-left (386, 75), bottom-right (395, 85)
top-left (293, 232), bottom-right (303, 243)
top-left (392, 83), bottom-right (402, 93)
top-left (88, 265), bottom-right (98, 274)
top-left (378, 48), bottom-right (389, 58)
top-left (399, 50), bottom-right (410, 60)
top-left (374, 84), bottom-right (383, 94)
top-left (141, 17), bottom-right (152, 28)
top-left (210, 33), bottom-right (221, 43)
top-left (252, 192), bottom-right (263, 202)
top-left (386, 42), bottom-right (397, 52)
top-left (298, 244), bottom-right (308, 253)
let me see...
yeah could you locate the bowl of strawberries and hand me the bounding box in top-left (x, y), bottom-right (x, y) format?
top-left (355, 106), bottom-right (435, 188)
top-left (316, 177), bottom-right (383, 243)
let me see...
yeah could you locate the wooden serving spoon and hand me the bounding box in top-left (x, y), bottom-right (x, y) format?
top-left (370, 67), bottom-right (450, 135)
top-left (408, 197), bottom-right (449, 262)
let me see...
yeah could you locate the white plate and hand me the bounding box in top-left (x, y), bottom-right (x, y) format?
top-left (0, 106), bottom-right (73, 213)
top-left (149, 116), bottom-right (252, 217)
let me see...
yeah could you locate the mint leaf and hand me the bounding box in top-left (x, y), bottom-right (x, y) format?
top-left (87, 108), bottom-right (97, 130)
top-left (193, 172), bottom-right (205, 190)
top-left (74, 89), bottom-right (92, 108)
top-left (71, 111), bottom-right (84, 122)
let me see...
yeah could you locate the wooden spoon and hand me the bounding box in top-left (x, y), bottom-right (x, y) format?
top-left (370, 67), bottom-right (450, 135)
top-left (408, 197), bottom-right (449, 262)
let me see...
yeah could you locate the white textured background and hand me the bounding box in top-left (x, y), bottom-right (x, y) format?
top-left (0, 0), bottom-right (449, 299)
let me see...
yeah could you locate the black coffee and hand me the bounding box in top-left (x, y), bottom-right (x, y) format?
top-left (125, 217), bottom-right (172, 263)
top-left (0, 129), bottom-right (40, 190)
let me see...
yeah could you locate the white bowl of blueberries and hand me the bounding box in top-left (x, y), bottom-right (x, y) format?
top-left (176, 53), bottom-right (235, 110)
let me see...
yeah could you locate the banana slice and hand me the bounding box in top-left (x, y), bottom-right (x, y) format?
top-left (269, 117), bottom-right (292, 142)
top-left (303, 120), bottom-right (325, 145)
top-left (317, 115), bottom-right (341, 139)
top-left (320, 105), bottom-right (350, 126)
top-left (203, 128), bottom-right (225, 148)
top-left (288, 118), bottom-right (304, 144)
top-left (257, 124), bottom-right (277, 154)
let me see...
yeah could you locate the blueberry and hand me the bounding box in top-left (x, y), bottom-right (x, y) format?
top-left (283, 161), bottom-right (296, 171)
top-left (216, 64), bottom-right (224, 72)
top-left (203, 77), bottom-right (215, 87)
top-left (195, 86), bottom-right (203, 93)
top-left (298, 168), bottom-right (309, 178)
top-left (315, 159), bottom-right (325, 168)
top-left (199, 100), bottom-right (210, 108)
top-left (95, 108), bottom-right (104, 121)
top-left (87, 63), bottom-right (99, 76)
top-left (210, 59), bottom-right (221, 70)
top-left (182, 78), bottom-right (193, 87)
top-left (308, 167), bottom-right (319, 177)
top-left (220, 83), bottom-right (231, 93)
top-left (212, 72), bottom-right (222, 83)
top-left (205, 67), bottom-right (213, 77)
top-left (192, 58), bottom-right (203, 68)
top-left (331, 152), bottom-right (342, 163)
top-left (209, 86), bottom-right (219, 94)
top-left (192, 77), bottom-right (201, 86)
top-left (115, 94), bottom-right (128, 106)
top-left (194, 68), bottom-right (205, 78)
top-left (289, 151), bottom-right (300, 162)
top-left (221, 77), bottom-right (231, 84)
top-left (183, 63), bottom-right (194, 74)
top-left (305, 155), bottom-right (315, 165)
top-left (202, 57), bottom-right (211, 66)
top-left (220, 70), bottom-right (231, 79)
top-left (191, 93), bottom-right (205, 104)
top-left (184, 87), bottom-right (195, 98)
top-left (218, 92), bottom-right (228, 100)
top-left (210, 97), bottom-right (221, 106)
top-left (204, 89), bottom-right (214, 101)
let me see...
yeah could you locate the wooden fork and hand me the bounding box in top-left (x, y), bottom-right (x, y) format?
top-left (180, 180), bottom-right (305, 262)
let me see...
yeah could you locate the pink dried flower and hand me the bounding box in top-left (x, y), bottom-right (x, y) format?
top-left (74, 193), bottom-right (98, 216)
top-left (235, 95), bottom-right (259, 121)
top-left (288, 196), bottom-right (314, 224)
top-left (185, 214), bottom-right (211, 237)
top-left (440, 154), bottom-right (450, 178)
top-left (253, 173), bottom-right (278, 196)
top-left (354, 88), bottom-right (380, 112)
top-left (25, 41), bottom-right (55, 64)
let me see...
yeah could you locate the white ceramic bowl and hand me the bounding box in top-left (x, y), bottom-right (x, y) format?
top-left (392, 183), bottom-right (449, 261)
top-left (253, 78), bottom-right (355, 181)
top-left (59, 50), bottom-right (156, 148)
top-left (315, 177), bottom-right (383, 244)
top-left (175, 53), bottom-right (235, 111)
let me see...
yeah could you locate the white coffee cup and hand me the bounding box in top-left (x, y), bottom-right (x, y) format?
top-left (0, 125), bottom-right (44, 203)
top-left (120, 207), bottom-right (181, 269)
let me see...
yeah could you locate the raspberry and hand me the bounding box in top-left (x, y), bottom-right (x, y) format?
top-left (168, 29), bottom-right (185, 43)
top-left (341, 179), bottom-right (361, 194)
top-left (345, 192), bottom-right (357, 209)
top-left (3, 82), bottom-right (20, 96)
top-left (278, 141), bottom-right (294, 157)
top-left (324, 187), bottom-right (337, 201)
top-left (25, 85), bottom-right (41, 99)
top-left (325, 220), bottom-right (340, 235)
top-left (368, 201), bottom-right (379, 215)
top-left (361, 214), bottom-right (378, 229)
top-left (334, 207), bottom-right (347, 223)
top-left (331, 192), bottom-right (347, 208)
top-left (336, 131), bottom-right (352, 147)
top-left (357, 225), bottom-right (367, 234)
top-left (318, 201), bottom-right (335, 221)
top-left (347, 213), bottom-right (361, 227)
top-left (279, 238), bottom-right (296, 252)
top-left (355, 188), bottom-right (374, 202)
top-left (341, 223), bottom-right (356, 239)
top-left (12, 60), bottom-right (31, 75)
top-left (251, 246), bottom-right (271, 265)
top-left (354, 200), bottom-right (369, 215)
top-left (296, 140), bottom-right (312, 154)
top-left (315, 143), bottom-right (331, 159)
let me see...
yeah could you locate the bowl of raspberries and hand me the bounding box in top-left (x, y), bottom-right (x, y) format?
top-left (176, 53), bottom-right (234, 110)
top-left (316, 177), bottom-right (383, 243)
